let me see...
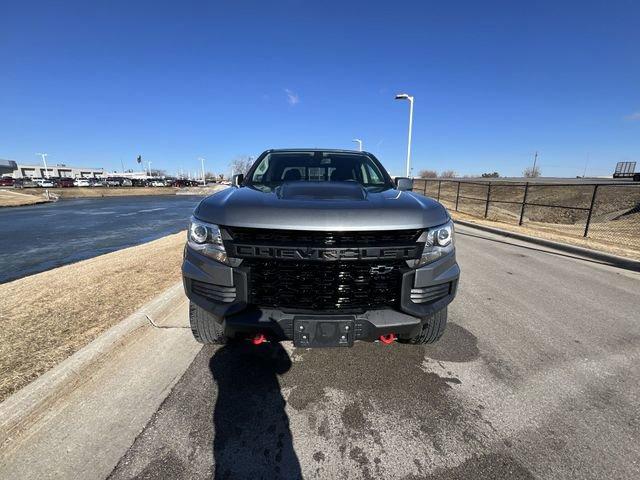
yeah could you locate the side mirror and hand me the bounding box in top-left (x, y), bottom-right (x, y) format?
top-left (232, 174), bottom-right (244, 187)
top-left (396, 177), bottom-right (413, 191)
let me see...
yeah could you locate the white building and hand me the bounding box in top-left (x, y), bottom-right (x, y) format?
top-left (13, 163), bottom-right (105, 179)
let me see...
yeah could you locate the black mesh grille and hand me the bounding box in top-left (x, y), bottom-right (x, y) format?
top-left (246, 260), bottom-right (404, 311)
top-left (226, 227), bottom-right (422, 247)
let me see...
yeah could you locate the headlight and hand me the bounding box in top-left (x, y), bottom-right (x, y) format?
top-left (187, 217), bottom-right (228, 264)
top-left (414, 220), bottom-right (455, 267)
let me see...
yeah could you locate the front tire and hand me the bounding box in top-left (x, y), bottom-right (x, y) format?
top-left (189, 302), bottom-right (227, 344)
top-left (399, 307), bottom-right (448, 345)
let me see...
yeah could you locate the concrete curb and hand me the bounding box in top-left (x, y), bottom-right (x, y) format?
top-left (0, 281), bottom-right (185, 447)
top-left (455, 219), bottom-right (640, 272)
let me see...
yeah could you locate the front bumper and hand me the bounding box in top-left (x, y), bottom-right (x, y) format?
top-left (182, 246), bottom-right (460, 341)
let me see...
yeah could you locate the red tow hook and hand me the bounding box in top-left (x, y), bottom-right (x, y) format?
top-left (379, 333), bottom-right (396, 345)
top-left (251, 333), bottom-right (267, 345)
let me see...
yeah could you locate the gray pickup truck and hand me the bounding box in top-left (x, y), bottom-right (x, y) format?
top-left (182, 149), bottom-right (459, 348)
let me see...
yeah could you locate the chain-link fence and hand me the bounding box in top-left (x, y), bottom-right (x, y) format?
top-left (413, 179), bottom-right (640, 249)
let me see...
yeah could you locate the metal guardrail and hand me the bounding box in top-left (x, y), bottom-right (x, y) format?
top-left (413, 179), bottom-right (640, 248)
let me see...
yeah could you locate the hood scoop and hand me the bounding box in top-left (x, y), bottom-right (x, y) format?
top-left (276, 181), bottom-right (367, 201)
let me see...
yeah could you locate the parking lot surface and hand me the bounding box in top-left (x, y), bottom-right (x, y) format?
top-left (109, 225), bottom-right (640, 479)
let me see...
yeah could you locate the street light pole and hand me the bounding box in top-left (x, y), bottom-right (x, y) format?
top-left (36, 153), bottom-right (49, 178)
top-left (395, 93), bottom-right (414, 177)
top-left (147, 161), bottom-right (152, 177)
top-left (352, 138), bottom-right (363, 152)
top-left (199, 157), bottom-right (206, 185)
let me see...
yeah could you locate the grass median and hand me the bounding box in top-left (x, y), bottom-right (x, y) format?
top-left (0, 232), bottom-right (186, 402)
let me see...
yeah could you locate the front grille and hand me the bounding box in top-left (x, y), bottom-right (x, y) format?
top-left (225, 227), bottom-right (422, 247)
top-left (191, 279), bottom-right (236, 303)
top-left (246, 259), bottom-right (404, 311)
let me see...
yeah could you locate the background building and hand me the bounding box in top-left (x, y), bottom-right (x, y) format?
top-left (0, 159), bottom-right (18, 177)
top-left (12, 163), bottom-right (104, 179)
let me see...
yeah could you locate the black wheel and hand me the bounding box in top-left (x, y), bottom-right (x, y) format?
top-left (399, 307), bottom-right (448, 345)
top-left (189, 302), bottom-right (227, 344)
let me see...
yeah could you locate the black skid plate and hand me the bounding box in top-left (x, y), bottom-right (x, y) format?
top-left (293, 316), bottom-right (355, 348)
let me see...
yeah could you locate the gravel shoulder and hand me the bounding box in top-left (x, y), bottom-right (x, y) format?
top-left (0, 231), bottom-right (186, 401)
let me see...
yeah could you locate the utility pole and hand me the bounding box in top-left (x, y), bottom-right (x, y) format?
top-left (533, 151), bottom-right (538, 173)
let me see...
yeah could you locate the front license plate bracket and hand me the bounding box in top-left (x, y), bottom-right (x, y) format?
top-left (293, 316), bottom-right (355, 348)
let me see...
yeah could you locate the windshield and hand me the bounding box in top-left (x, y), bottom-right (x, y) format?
top-left (245, 151), bottom-right (392, 190)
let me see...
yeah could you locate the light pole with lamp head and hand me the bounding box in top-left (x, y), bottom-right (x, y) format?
top-left (352, 138), bottom-right (363, 152)
top-left (36, 153), bottom-right (49, 178)
top-left (198, 157), bottom-right (206, 185)
top-left (395, 93), bottom-right (414, 177)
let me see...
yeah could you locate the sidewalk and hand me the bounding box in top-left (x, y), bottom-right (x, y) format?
top-left (0, 283), bottom-right (202, 480)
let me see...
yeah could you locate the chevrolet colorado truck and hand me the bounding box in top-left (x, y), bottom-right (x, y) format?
top-left (182, 149), bottom-right (460, 347)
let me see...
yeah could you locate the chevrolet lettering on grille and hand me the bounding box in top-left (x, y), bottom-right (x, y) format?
top-left (231, 244), bottom-right (420, 261)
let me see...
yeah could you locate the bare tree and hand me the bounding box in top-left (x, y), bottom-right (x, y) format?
top-left (439, 170), bottom-right (457, 178)
top-left (230, 156), bottom-right (255, 176)
top-left (149, 168), bottom-right (167, 177)
top-left (523, 165), bottom-right (541, 178)
top-left (418, 169), bottom-right (438, 178)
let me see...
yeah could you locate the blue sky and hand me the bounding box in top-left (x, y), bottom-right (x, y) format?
top-left (1, 0), bottom-right (639, 177)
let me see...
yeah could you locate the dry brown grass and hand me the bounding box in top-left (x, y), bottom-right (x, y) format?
top-left (0, 232), bottom-right (186, 402)
top-left (0, 190), bottom-right (49, 208)
top-left (414, 179), bottom-right (640, 251)
top-left (451, 211), bottom-right (640, 261)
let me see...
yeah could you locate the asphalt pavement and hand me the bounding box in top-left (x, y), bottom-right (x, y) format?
top-left (104, 224), bottom-right (640, 480)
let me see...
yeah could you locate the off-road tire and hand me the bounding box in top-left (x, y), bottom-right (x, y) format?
top-left (400, 307), bottom-right (448, 345)
top-left (189, 302), bottom-right (227, 344)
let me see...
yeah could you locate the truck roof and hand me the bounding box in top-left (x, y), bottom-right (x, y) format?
top-left (263, 148), bottom-right (370, 155)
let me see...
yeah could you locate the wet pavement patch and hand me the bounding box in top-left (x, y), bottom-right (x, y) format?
top-left (412, 452), bottom-right (535, 480)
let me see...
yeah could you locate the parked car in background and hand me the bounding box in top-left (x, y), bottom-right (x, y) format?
top-left (74, 178), bottom-right (91, 187)
top-left (14, 178), bottom-right (38, 188)
top-left (49, 177), bottom-right (75, 188)
top-left (168, 179), bottom-right (190, 187)
top-left (58, 177), bottom-right (75, 188)
top-left (0, 177), bottom-right (15, 187)
top-left (33, 178), bottom-right (55, 188)
top-left (130, 178), bottom-right (149, 187)
top-left (149, 179), bottom-right (166, 187)
top-left (105, 176), bottom-right (133, 187)
top-left (89, 178), bottom-right (106, 187)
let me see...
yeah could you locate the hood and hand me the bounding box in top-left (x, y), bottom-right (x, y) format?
top-left (195, 182), bottom-right (449, 231)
